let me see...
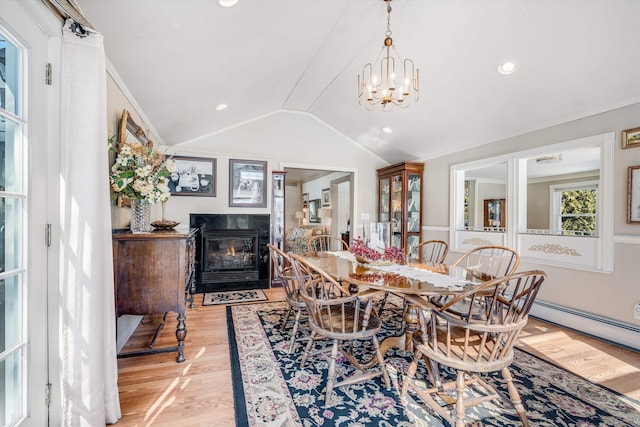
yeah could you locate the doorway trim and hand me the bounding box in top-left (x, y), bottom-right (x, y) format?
top-left (279, 162), bottom-right (357, 239)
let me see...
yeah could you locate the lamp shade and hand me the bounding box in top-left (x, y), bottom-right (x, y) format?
top-left (295, 211), bottom-right (304, 219)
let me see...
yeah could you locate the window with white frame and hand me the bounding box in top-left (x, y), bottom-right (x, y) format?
top-left (550, 181), bottom-right (598, 236)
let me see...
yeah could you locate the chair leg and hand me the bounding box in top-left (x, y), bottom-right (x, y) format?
top-left (288, 308), bottom-right (302, 352)
top-left (371, 335), bottom-right (390, 390)
top-left (324, 339), bottom-right (339, 406)
top-left (300, 332), bottom-right (316, 368)
top-left (401, 347), bottom-right (423, 397)
top-left (281, 305), bottom-right (293, 329)
top-left (502, 367), bottom-right (530, 427)
top-left (454, 371), bottom-right (466, 427)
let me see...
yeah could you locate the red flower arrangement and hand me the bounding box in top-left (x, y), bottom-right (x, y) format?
top-left (349, 238), bottom-right (406, 264)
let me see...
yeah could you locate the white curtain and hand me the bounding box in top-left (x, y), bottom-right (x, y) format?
top-left (59, 19), bottom-right (121, 425)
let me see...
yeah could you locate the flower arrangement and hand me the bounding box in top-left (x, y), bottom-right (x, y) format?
top-left (349, 237), bottom-right (406, 264)
top-left (109, 138), bottom-right (176, 204)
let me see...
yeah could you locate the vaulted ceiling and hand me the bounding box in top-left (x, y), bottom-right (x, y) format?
top-left (78, 0), bottom-right (640, 164)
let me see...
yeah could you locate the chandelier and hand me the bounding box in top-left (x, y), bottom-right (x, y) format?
top-left (358, 0), bottom-right (419, 111)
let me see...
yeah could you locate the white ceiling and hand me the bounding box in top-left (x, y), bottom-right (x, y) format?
top-left (78, 0), bottom-right (640, 165)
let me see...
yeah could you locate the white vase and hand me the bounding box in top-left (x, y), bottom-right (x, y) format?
top-left (130, 199), bottom-right (151, 233)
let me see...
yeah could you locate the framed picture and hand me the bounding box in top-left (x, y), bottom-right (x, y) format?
top-left (627, 165), bottom-right (640, 223)
top-left (302, 192), bottom-right (309, 209)
top-left (321, 188), bottom-right (330, 207)
top-left (308, 199), bottom-right (320, 223)
top-left (229, 159), bottom-right (267, 207)
top-left (169, 156), bottom-right (216, 196)
top-left (273, 173), bottom-right (284, 198)
top-left (622, 127), bottom-right (640, 149)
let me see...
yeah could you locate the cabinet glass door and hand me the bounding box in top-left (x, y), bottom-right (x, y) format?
top-left (407, 173), bottom-right (421, 232)
top-left (391, 175), bottom-right (403, 247)
top-left (379, 177), bottom-right (389, 222)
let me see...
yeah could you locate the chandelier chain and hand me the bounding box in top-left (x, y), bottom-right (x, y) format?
top-left (385, 3), bottom-right (392, 38)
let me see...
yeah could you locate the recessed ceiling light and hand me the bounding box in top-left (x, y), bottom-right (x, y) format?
top-left (217, 0), bottom-right (239, 7)
top-left (216, 103), bottom-right (228, 111)
top-left (497, 61), bottom-right (517, 75)
top-left (382, 127), bottom-right (393, 134)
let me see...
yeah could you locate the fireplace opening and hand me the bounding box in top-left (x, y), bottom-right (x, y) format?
top-left (190, 214), bottom-right (270, 293)
top-left (201, 229), bottom-right (259, 283)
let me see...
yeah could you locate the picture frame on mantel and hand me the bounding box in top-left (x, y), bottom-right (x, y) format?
top-left (622, 127), bottom-right (640, 149)
top-left (229, 159), bottom-right (267, 207)
top-left (169, 156), bottom-right (216, 196)
top-left (627, 165), bottom-right (640, 223)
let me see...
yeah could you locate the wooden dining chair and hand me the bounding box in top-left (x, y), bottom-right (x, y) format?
top-left (430, 245), bottom-right (520, 315)
top-left (451, 245), bottom-right (520, 278)
top-left (402, 270), bottom-right (547, 427)
top-left (268, 244), bottom-right (308, 352)
top-left (406, 239), bottom-right (449, 264)
top-left (288, 253), bottom-right (390, 406)
top-left (307, 234), bottom-right (349, 256)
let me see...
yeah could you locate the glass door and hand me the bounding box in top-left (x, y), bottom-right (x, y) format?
top-left (391, 175), bottom-right (403, 248)
top-left (406, 173), bottom-right (421, 254)
top-left (1, 7), bottom-right (51, 425)
top-left (379, 177), bottom-right (390, 223)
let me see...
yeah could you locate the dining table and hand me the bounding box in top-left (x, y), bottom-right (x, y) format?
top-left (300, 250), bottom-right (494, 358)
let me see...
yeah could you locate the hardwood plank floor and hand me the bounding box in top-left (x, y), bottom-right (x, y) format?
top-left (113, 288), bottom-right (640, 426)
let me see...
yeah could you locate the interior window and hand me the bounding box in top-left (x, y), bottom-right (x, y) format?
top-left (524, 146), bottom-right (600, 236)
top-left (459, 162), bottom-right (507, 232)
top-left (450, 132), bottom-right (614, 272)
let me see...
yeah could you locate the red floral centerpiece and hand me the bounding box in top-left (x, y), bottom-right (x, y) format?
top-left (349, 238), bottom-right (406, 265)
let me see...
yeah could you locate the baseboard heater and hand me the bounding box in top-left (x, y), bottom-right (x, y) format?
top-left (530, 300), bottom-right (640, 352)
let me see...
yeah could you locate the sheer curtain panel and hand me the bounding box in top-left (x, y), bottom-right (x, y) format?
top-left (59, 19), bottom-right (121, 425)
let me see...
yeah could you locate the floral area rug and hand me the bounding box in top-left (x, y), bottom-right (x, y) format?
top-left (202, 289), bottom-right (267, 306)
top-left (227, 301), bottom-right (640, 426)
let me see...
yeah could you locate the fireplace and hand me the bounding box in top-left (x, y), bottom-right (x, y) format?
top-left (190, 214), bottom-right (270, 292)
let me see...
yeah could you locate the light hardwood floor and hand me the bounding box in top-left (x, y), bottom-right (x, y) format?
top-left (114, 287), bottom-right (640, 426)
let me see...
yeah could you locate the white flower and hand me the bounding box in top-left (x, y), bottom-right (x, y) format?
top-left (109, 140), bottom-right (173, 204)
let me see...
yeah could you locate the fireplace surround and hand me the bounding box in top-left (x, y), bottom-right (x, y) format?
top-left (190, 214), bottom-right (270, 293)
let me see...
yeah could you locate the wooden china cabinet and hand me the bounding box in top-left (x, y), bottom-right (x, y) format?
top-left (377, 162), bottom-right (424, 254)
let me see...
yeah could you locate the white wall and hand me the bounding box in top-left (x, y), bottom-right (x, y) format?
top-left (115, 111), bottom-right (387, 232)
top-left (420, 102), bottom-right (640, 327)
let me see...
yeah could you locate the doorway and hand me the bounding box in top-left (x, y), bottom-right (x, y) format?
top-left (283, 167), bottom-right (354, 241)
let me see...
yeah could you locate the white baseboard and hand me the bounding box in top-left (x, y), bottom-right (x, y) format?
top-left (530, 300), bottom-right (640, 352)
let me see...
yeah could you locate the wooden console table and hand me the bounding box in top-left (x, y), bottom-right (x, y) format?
top-left (112, 228), bottom-right (196, 363)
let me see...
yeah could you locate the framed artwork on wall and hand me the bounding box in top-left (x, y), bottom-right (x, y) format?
top-left (302, 192), bottom-right (309, 209)
top-left (229, 159), bottom-right (267, 207)
top-left (321, 188), bottom-right (330, 207)
top-left (622, 127), bottom-right (640, 149)
top-left (169, 156), bottom-right (216, 196)
top-left (308, 199), bottom-right (321, 223)
top-left (627, 165), bottom-right (640, 223)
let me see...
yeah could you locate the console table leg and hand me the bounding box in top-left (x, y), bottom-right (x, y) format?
top-left (176, 313), bottom-right (187, 363)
